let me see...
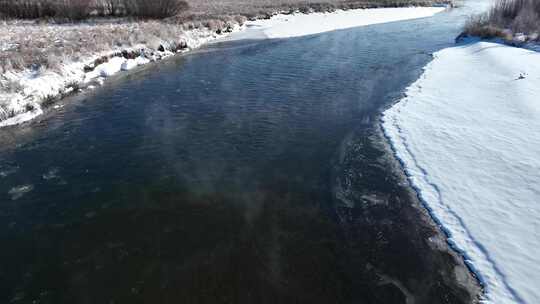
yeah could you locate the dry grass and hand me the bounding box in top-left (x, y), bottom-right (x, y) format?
top-left (464, 0), bottom-right (540, 41)
top-left (0, 20), bottom-right (210, 73)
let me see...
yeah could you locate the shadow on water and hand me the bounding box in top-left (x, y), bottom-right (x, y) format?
top-left (0, 5), bottom-right (487, 304)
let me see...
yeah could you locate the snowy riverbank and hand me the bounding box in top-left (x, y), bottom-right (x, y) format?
top-left (229, 6), bottom-right (446, 39)
top-left (382, 40), bottom-right (540, 304)
top-left (0, 6), bottom-right (447, 127)
top-left (0, 25), bottom-right (241, 127)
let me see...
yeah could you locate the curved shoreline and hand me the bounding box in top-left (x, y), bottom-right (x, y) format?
top-left (379, 110), bottom-right (487, 299)
top-left (332, 120), bottom-right (482, 303)
top-left (381, 40), bottom-right (540, 303)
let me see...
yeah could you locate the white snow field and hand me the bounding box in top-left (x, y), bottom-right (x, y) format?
top-left (382, 41), bottom-right (540, 304)
top-left (228, 7), bottom-right (446, 39)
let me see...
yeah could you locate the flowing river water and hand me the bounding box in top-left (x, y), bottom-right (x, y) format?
top-left (1, 2), bottom-right (490, 303)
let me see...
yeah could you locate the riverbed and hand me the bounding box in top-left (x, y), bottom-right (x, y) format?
top-left (0, 2), bottom-right (487, 303)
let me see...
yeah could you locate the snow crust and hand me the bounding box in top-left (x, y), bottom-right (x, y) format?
top-left (232, 7), bottom-right (446, 39)
top-left (382, 41), bottom-right (540, 304)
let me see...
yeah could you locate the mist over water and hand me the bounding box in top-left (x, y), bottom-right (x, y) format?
top-left (0, 4), bottom-right (487, 303)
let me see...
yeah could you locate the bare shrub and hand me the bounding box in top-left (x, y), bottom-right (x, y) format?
top-left (0, 0), bottom-right (189, 19)
top-left (57, 0), bottom-right (92, 20)
top-left (0, 0), bottom-right (91, 20)
top-left (511, 6), bottom-right (540, 33)
top-left (465, 0), bottom-right (540, 39)
top-left (102, 0), bottom-right (124, 16)
top-left (123, 0), bottom-right (189, 19)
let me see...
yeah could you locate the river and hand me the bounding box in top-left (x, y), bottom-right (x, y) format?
top-left (0, 2), bottom-right (488, 303)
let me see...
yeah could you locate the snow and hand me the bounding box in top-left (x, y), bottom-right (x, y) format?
top-left (0, 106), bottom-right (43, 128)
top-left (98, 57), bottom-right (124, 77)
top-left (382, 41), bottom-right (540, 304)
top-left (121, 56), bottom-right (150, 71)
top-left (229, 7), bottom-right (446, 39)
top-left (88, 55), bottom-right (150, 78)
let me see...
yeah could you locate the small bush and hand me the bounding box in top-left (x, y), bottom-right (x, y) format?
top-left (464, 0), bottom-right (540, 40)
top-left (0, 0), bottom-right (55, 19)
top-left (0, 0), bottom-right (189, 19)
top-left (511, 6), bottom-right (540, 33)
top-left (100, 0), bottom-right (123, 16)
top-left (123, 0), bottom-right (189, 19)
top-left (464, 15), bottom-right (509, 39)
top-left (0, 0), bottom-right (91, 20)
top-left (60, 0), bottom-right (92, 20)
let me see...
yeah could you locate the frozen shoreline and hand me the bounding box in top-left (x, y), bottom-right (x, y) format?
top-left (0, 6), bottom-right (446, 128)
top-left (382, 40), bottom-right (540, 304)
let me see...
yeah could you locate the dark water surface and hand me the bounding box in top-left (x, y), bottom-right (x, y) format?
top-left (1, 5), bottom-right (486, 304)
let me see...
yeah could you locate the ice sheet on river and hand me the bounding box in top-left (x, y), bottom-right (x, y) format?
top-left (382, 41), bottom-right (540, 304)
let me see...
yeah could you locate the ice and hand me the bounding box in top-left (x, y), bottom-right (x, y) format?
top-left (382, 40), bottom-right (540, 304)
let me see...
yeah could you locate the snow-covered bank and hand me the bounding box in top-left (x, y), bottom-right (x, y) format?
top-left (382, 41), bottom-right (540, 304)
top-left (0, 26), bottom-right (240, 127)
top-left (229, 7), bottom-right (446, 39)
